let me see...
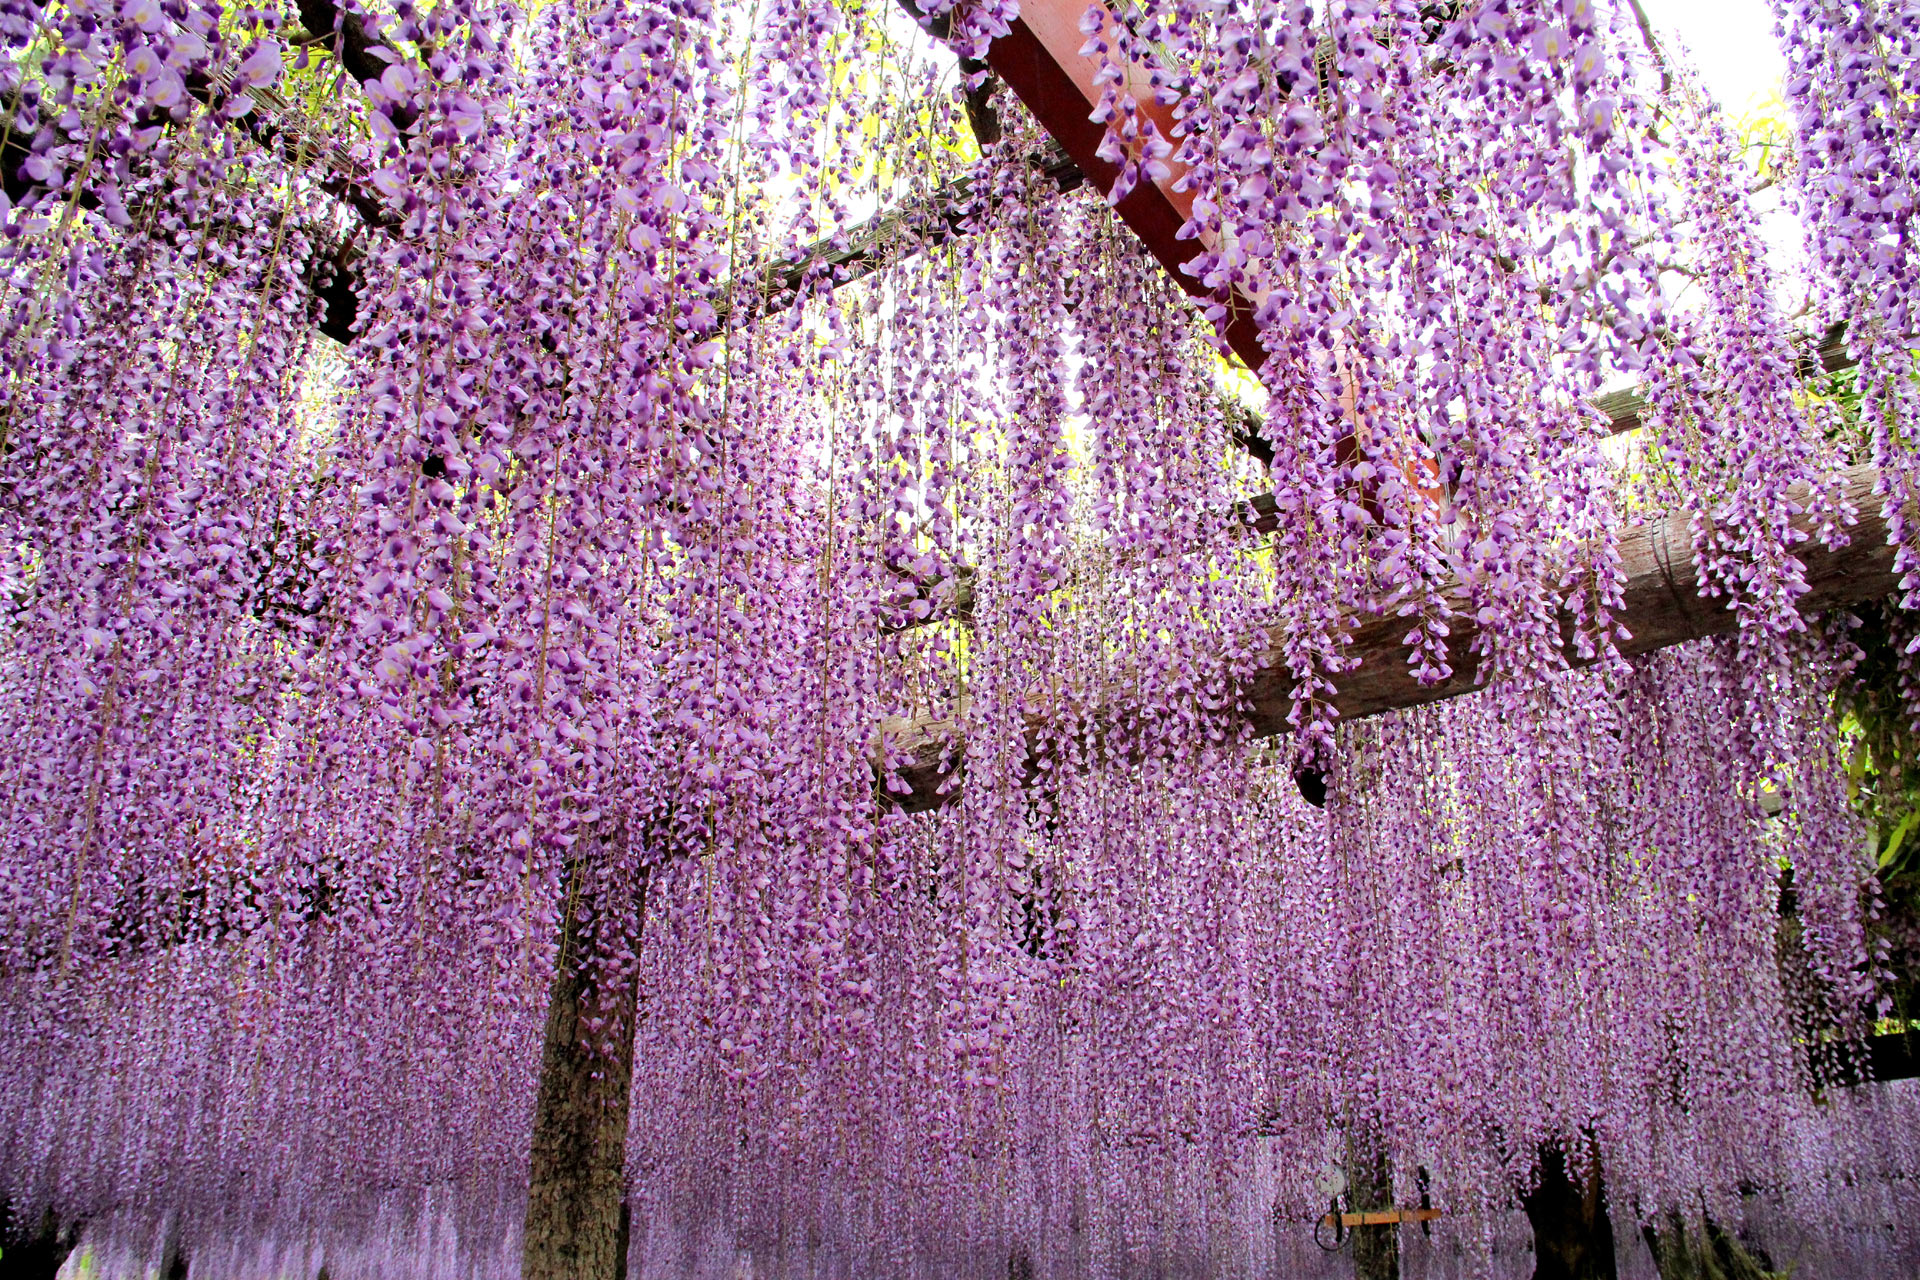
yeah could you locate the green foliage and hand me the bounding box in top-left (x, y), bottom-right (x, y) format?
top-left (1729, 92), bottom-right (1795, 187)
top-left (1832, 603), bottom-right (1920, 1017)
top-left (1835, 606), bottom-right (1920, 867)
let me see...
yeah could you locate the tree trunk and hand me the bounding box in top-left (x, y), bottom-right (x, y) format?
top-left (521, 858), bottom-right (651, 1280)
top-left (1642, 1212), bottom-right (1777, 1280)
top-left (1523, 1143), bottom-right (1617, 1280)
top-left (1345, 1131), bottom-right (1400, 1280)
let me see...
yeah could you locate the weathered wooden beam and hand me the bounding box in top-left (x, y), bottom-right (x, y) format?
top-left (719, 142), bottom-right (1082, 326)
top-left (897, 0), bottom-right (1282, 464)
top-left (878, 463), bottom-right (1901, 811)
top-left (1593, 321), bottom-right (1859, 434)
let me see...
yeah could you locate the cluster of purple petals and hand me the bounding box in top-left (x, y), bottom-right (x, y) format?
top-left (1772, 0), bottom-right (1920, 601)
top-left (0, 0), bottom-right (1917, 1274)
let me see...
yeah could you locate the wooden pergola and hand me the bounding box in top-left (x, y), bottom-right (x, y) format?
top-left (9, 5), bottom-right (1907, 1280)
top-left (258, 8), bottom-right (1899, 1275)
top-left (851, 0), bottom-right (1902, 812)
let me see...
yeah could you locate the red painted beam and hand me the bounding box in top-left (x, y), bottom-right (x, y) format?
top-left (951, 0), bottom-right (1429, 489)
top-left (960, 5), bottom-right (1859, 456)
top-left (973, 1), bottom-right (1267, 374)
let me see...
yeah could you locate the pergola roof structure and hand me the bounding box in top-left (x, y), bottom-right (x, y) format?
top-left (6, 3), bottom-right (1920, 1278)
top-left (835, 0), bottom-right (1905, 812)
top-left (191, 0), bottom-right (1907, 815)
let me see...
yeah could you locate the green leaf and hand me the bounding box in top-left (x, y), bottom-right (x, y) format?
top-left (1881, 808), bottom-right (1920, 870)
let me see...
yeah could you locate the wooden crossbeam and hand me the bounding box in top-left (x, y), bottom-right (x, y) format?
top-left (895, 0), bottom-right (1294, 474)
top-left (1320, 1208), bottom-right (1441, 1230)
top-left (718, 143), bottom-right (1083, 326)
top-left (877, 463), bottom-right (1901, 811)
top-left (935, 0), bottom-right (1268, 375)
top-left (1593, 321), bottom-right (1859, 433)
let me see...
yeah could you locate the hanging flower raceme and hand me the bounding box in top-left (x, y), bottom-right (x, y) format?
top-left (1630, 73), bottom-right (1855, 641)
top-left (4, 0), bottom-right (1920, 1274)
top-left (1773, 0), bottom-right (1920, 600)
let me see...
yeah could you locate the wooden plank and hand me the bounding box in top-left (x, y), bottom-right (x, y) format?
top-left (1592, 322), bottom-right (1857, 434)
top-left (877, 463), bottom-right (1900, 811)
top-left (1321, 1208), bottom-right (1442, 1229)
top-left (719, 143), bottom-right (1082, 326)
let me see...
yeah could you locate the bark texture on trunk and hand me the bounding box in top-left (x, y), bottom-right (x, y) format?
top-left (1345, 1134), bottom-right (1401, 1280)
top-left (521, 858), bottom-right (651, 1280)
top-left (1641, 1213), bottom-right (1777, 1280)
top-left (1523, 1144), bottom-right (1618, 1280)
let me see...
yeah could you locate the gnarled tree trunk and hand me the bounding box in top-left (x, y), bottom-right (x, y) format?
top-left (1641, 1212), bottom-right (1777, 1280)
top-left (1345, 1130), bottom-right (1400, 1280)
top-left (521, 855), bottom-right (651, 1280)
top-left (1524, 1143), bottom-right (1617, 1280)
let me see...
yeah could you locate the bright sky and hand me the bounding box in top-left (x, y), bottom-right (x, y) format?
top-left (1643, 0), bottom-right (1789, 114)
top-left (1641, 0), bottom-right (1812, 313)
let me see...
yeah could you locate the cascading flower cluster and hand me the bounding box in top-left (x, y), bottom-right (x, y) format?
top-left (1772, 0), bottom-right (1920, 600)
top-left (617, 643), bottom-right (1917, 1279)
top-left (3, 0), bottom-right (1919, 1275)
top-left (1633, 71), bottom-right (1854, 641)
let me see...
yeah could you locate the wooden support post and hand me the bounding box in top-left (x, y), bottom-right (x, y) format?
top-left (521, 854), bottom-right (652, 1280)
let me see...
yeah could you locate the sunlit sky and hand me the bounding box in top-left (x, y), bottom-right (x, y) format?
top-left (1644, 0), bottom-right (1788, 114)
top-left (1643, 0), bottom-right (1809, 322)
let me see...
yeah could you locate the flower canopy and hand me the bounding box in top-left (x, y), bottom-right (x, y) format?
top-left (2, 0), bottom-right (1919, 1274)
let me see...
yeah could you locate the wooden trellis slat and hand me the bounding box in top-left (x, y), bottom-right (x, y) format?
top-left (1321, 1208), bottom-right (1442, 1230)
